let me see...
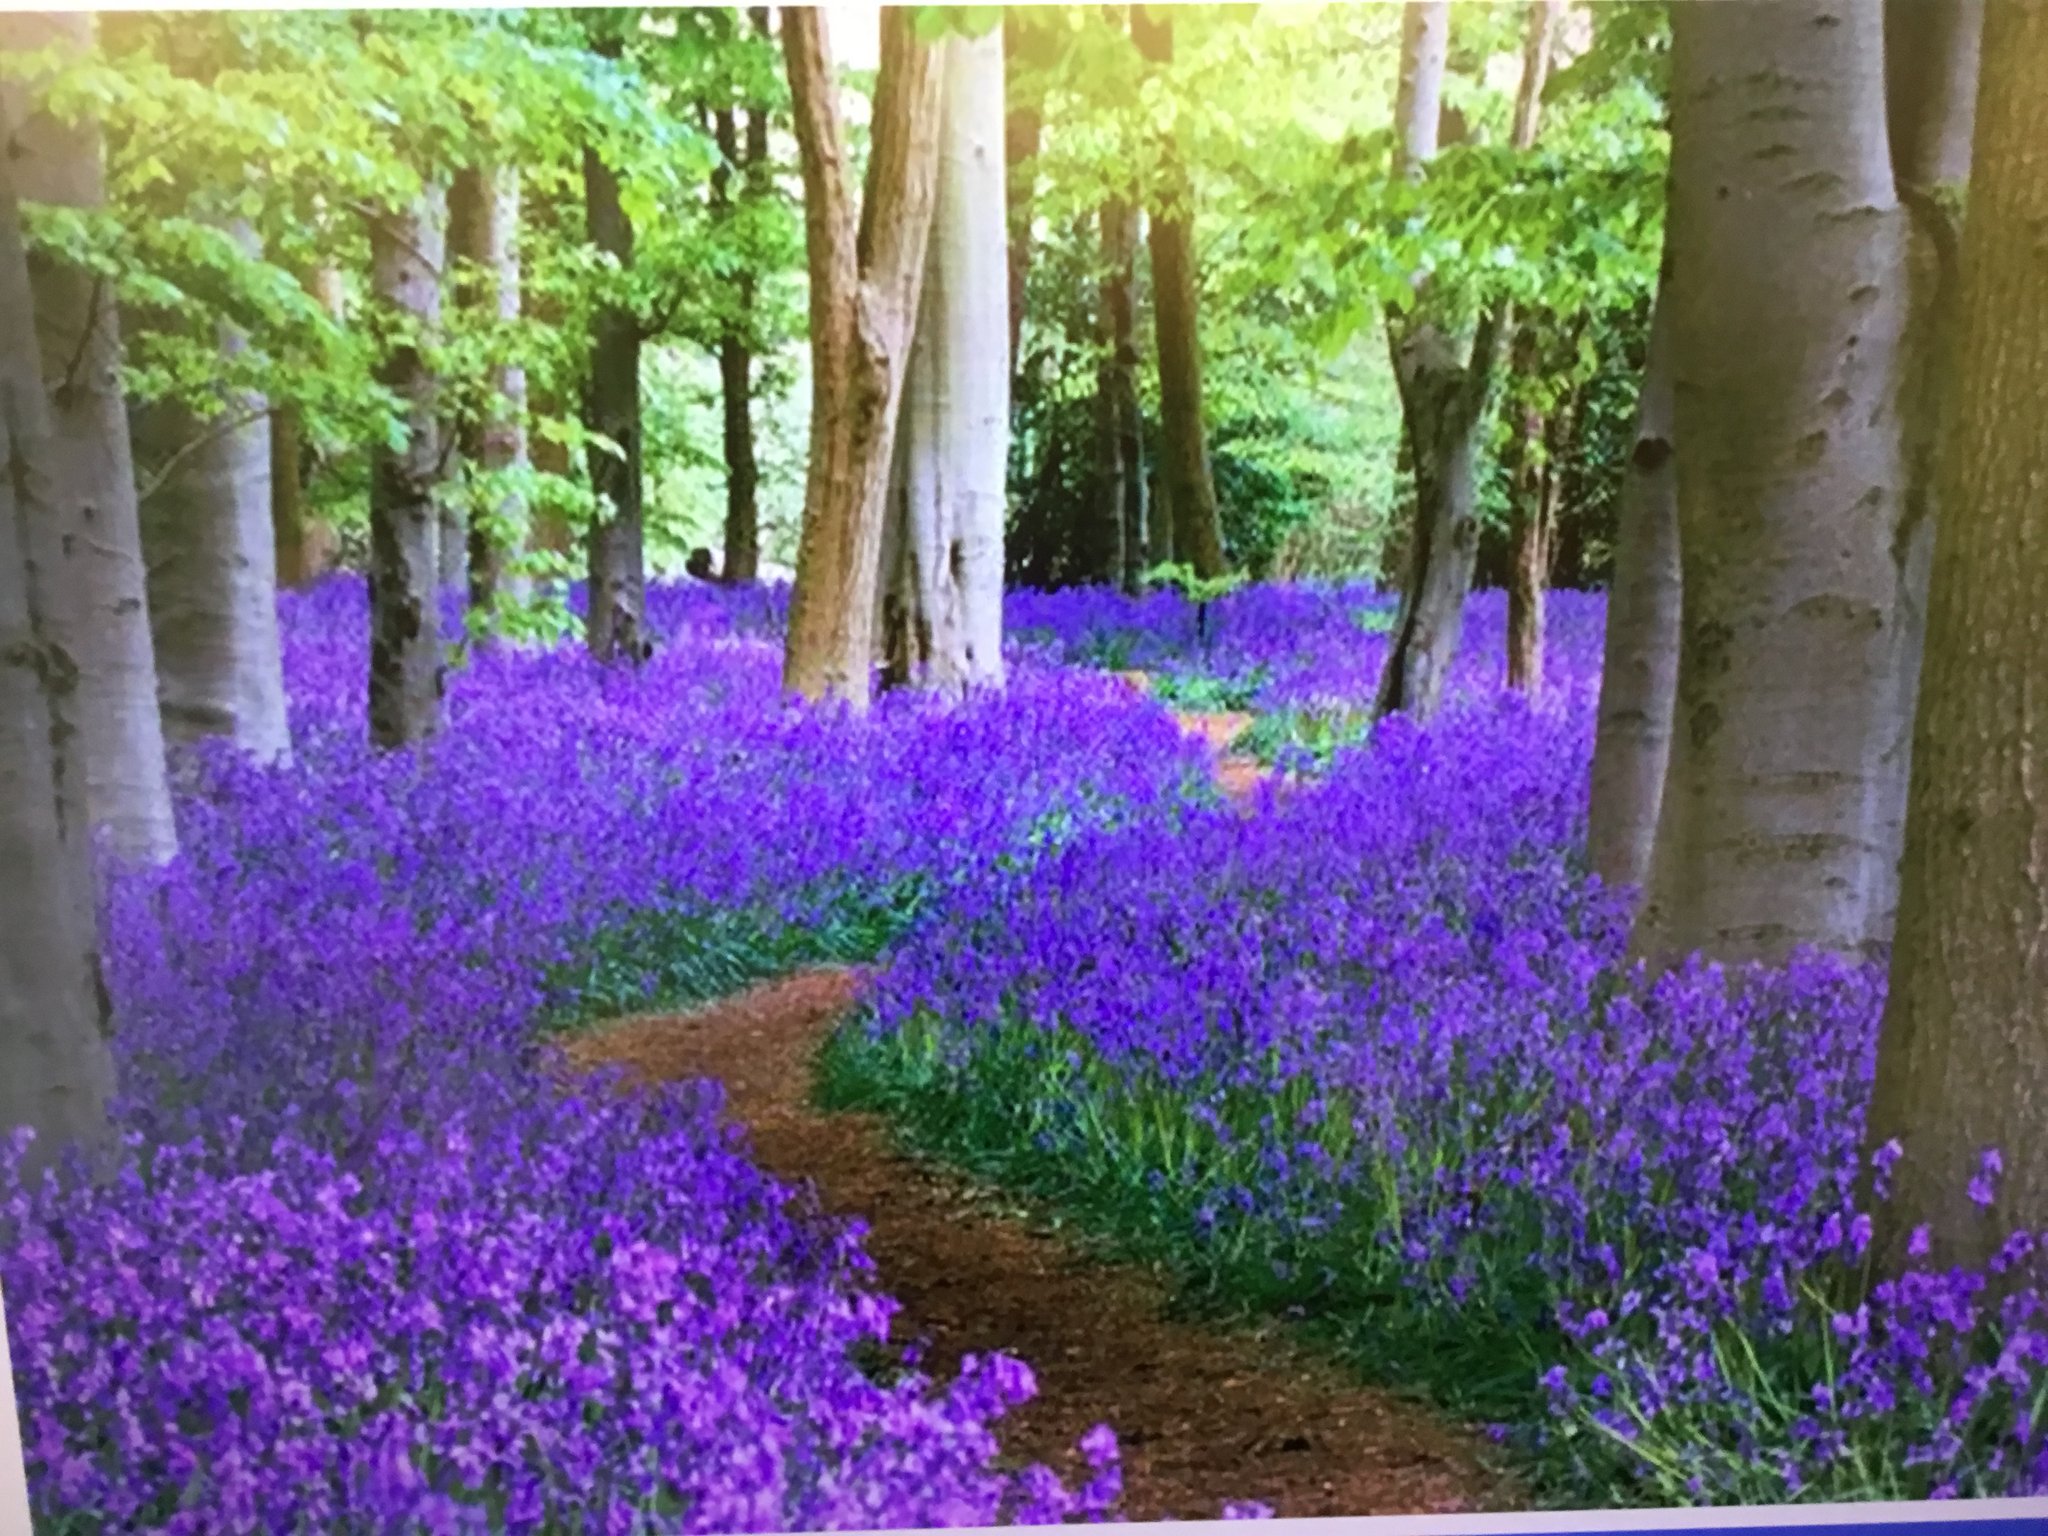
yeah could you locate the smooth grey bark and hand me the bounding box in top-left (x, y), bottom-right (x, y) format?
top-left (365, 186), bottom-right (449, 749)
top-left (3, 11), bottom-right (176, 865)
top-left (0, 173), bottom-right (116, 1174)
top-left (1586, 251), bottom-right (1678, 897)
top-left (1864, 0), bottom-right (2048, 1274)
top-left (132, 315), bottom-right (291, 762)
top-left (1634, 0), bottom-right (1917, 968)
top-left (1372, 0), bottom-right (1508, 725)
top-left (449, 163), bottom-right (529, 610)
top-left (878, 28), bottom-right (1009, 698)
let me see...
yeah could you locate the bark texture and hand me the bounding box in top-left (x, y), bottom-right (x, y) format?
top-left (780, 8), bottom-right (943, 708)
top-left (1586, 253), bottom-right (1679, 897)
top-left (449, 163), bottom-right (529, 610)
top-left (1130, 5), bottom-right (1227, 581)
top-left (877, 28), bottom-right (1009, 700)
top-left (0, 173), bottom-right (116, 1172)
top-left (132, 241), bottom-right (292, 764)
top-left (365, 186), bottom-right (449, 749)
top-left (1371, 0), bottom-right (1508, 726)
top-left (1083, 199), bottom-right (1142, 589)
top-left (582, 137), bottom-right (648, 665)
top-left (1864, 0), bottom-right (2048, 1274)
top-left (1501, 0), bottom-right (1565, 692)
top-left (714, 36), bottom-right (770, 586)
top-left (3, 11), bottom-right (177, 865)
top-left (1634, 1), bottom-right (1940, 968)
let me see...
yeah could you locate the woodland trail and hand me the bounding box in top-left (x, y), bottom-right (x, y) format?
top-left (561, 696), bottom-right (1511, 1519)
top-left (563, 969), bottom-right (1517, 1521)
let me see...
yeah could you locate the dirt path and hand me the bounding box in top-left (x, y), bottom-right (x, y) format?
top-left (563, 971), bottom-right (1517, 1522)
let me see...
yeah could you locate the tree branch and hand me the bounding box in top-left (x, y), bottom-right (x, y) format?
top-left (134, 401), bottom-right (274, 504)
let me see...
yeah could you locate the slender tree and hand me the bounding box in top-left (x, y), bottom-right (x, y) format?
top-left (2, 11), bottom-right (177, 864)
top-left (713, 10), bottom-right (773, 585)
top-left (449, 162), bottom-right (530, 610)
top-left (1585, 248), bottom-right (1678, 898)
top-left (365, 185), bottom-right (450, 749)
top-left (878, 24), bottom-right (1009, 698)
top-left (131, 221), bottom-right (292, 765)
top-left (779, 7), bottom-right (943, 707)
top-left (1864, 0), bottom-right (2048, 1275)
top-left (1501, 0), bottom-right (1566, 692)
top-left (1003, 8), bottom-right (1048, 397)
top-left (1130, 4), bottom-right (1226, 580)
top-left (1085, 197), bottom-right (1143, 590)
top-left (271, 264), bottom-right (344, 589)
top-left (1632, 0), bottom-right (1978, 968)
top-left (0, 170), bottom-right (116, 1175)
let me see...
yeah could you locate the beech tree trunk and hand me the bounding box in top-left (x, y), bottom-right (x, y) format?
top-left (0, 169), bottom-right (116, 1175)
top-left (449, 163), bottom-right (529, 610)
top-left (713, 44), bottom-right (770, 586)
top-left (1586, 252), bottom-right (1679, 898)
top-left (131, 226), bottom-right (291, 764)
top-left (1130, 5), bottom-right (1227, 581)
top-left (582, 135), bottom-right (648, 665)
top-left (1082, 199), bottom-right (1139, 589)
top-left (780, 8), bottom-right (943, 708)
top-left (1371, 0), bottom-right (1509, 726)
top-left (1864, 0), bottom-right (2048, 1275)
top-left (365, 186), bottom-right (449, 749)
top-left (1633, 0), bottom-right (1966, 969)
top-left (878, 27), bottom-right (1009, 698)
top-left (3, 11), bottom-right (177, 865)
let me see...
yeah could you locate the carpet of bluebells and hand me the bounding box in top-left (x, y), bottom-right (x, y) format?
top-left (5, 575), bottom-right (2045, 1530)
top-left (1, 579), bottom-right (1221, 1533)
top-left (832, 586), bottom-right (2048, 1507)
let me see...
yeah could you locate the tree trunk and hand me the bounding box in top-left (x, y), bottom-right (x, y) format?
top-left (365, 186), bottom-right (449, 749)
top-left (1130, 5), bottom-right (1227, 581)
top-left (780, 8), bottom-right (943, 708)
top-left (1586, 252), bottom-right (1679, 897)
top-left (0, 169), bottom-right (116, 1176)
top-left (582, 139), bottom-right (648, 665)
top-left (1371, 0), bottom-right (1510, 726)
top-left (1082, 199), bottom-right (1138, 588)
top-left (449, 163), bottom-right (529, 611)
top-left (271, 264), bottom-right (342, 588)
top-left (1632, 0), bottom-right (1948, 969)
top-left (3, 11), bottom-right (176, 865)
top-left (1004, 9), bottom-right (1046, 394)
top-left (878, 27), bottom-right (1009, 698)
top-left (1108, 200), bottom-right (1149, 593)
top-left (131, 228), bottom-right (291, 764)
top-left (1864, 0), bottom-right (2048, 1276)
top-left (713, 72), bottom-right (768, 586)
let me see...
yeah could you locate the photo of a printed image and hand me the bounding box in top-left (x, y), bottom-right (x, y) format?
top-left (2, 0), bottom-right (2046, 1530)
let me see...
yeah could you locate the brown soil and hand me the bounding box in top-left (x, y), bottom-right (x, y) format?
top-left (563, 971), bottom-right (1517, 1523)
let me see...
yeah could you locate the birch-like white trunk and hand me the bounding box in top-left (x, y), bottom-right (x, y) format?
top-left (879, 28), bottom-right (1008, 699)
top-left (0, 174), bottom-right (116, 1172)
top-left (1635, 0), bottom-right (1915, 968)
top-left (133, 227), bottom-right (291, 764)
top-left (3, 11), bottom-right (176, 865)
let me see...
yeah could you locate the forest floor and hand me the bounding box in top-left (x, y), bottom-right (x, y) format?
top-left (561, 708), bottom-right (1516, 1521)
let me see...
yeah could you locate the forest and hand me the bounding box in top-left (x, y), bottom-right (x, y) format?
top-left (2, 0), bottom-right (2046, 1529)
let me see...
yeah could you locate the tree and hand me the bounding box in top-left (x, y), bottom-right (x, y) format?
top-left (581, 59), bottom-right (649, 667)
top-left (448, 161), bottom-right (530, 611)
top-left (2, 11), bottom-right (177, 864)
top-left (130, 220), bottom-right (292, 765)
top-left (878, 21), bottom-right (1009, 699)
top-left (1863, 0), bottom-right (2048, 1276)
top-left (1370, 0), bottom-right (1541, 726)
top-left (779, 7), bottom-right (942, 708)
top-left (271, 265), bottom-right (346, 589)
top-left (1584, 245), bottom-right (1677, 899)
top-left (1130, 4), bottom-right (1226, 581)
top-left (365, 184), bottom-right (450, 749)
top-left (1087, 196), bottom-right (1145, 591)
top-left (1499, 0), bottom-right (1565, 692)
top-left (0, 165), bottom-right (116, 1177)
top-left (1003, 8), bottom-right (1049, 398)
top-left (712, 7), bottom-right (774, 586)
top-left (1631, 0), bottom-right (1978, 968)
